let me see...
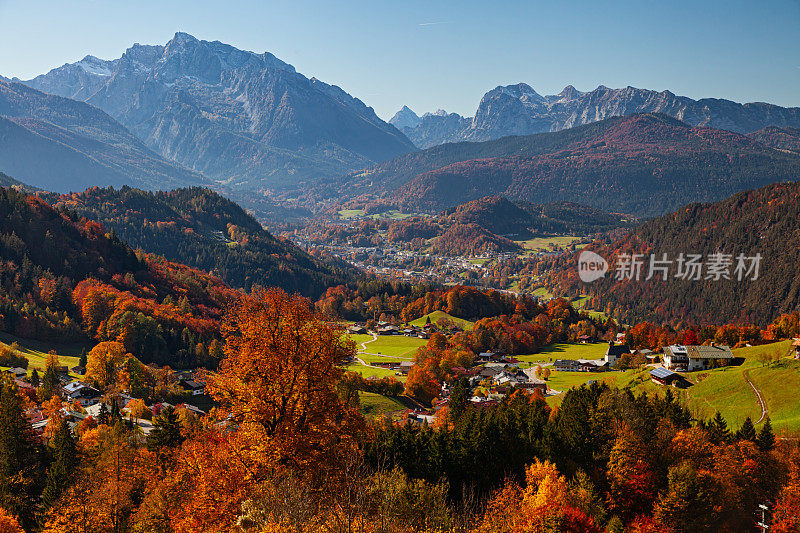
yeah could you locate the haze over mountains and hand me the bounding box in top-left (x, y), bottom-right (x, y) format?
top-left (17, 32), bottom-right (415, 190)
top-left (392, 83), bottom-right (800, 149)
top-left (0, 80), bottom-right (205, 192)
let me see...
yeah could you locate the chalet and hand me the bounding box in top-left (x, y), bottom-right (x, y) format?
top-left (399, 361), bottom-right (415, 375)
top-left (4, 367), bottom-right (26, 379)
top-left (578, 359), bottom-right (609, 372)
top-left (604, 342), bottom-right (631, 366)
top-left (377, 325), bottom-right (400, 336)
top-left (180, 380), bottom-right (205, 396)
top-left (476, 352), bottom-right (505, 363)
top-left (662, 344), bottom-right (734, 372)
top-left (650, 367), bottom-right (681, 386)
top-left (793, 338), bottom-right (800, 359)
top-left (554, 359), bottom-right (607, 372)
top-left (62, 382), bottom-right (102, 406)
top-left (71, 365), bottom-right (87, 376)
top-left (578, 335), bottom-right (596, 344)
top-left (347, 325), bottom-right (367, 335)
top-left (521, 368), bottom-right (548, 392)
top-left (372, 361), bottom-right (401, 370)
top-left (554, 359), bottom-right (581, 372)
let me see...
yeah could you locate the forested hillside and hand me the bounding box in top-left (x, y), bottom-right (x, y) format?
top-left (321, 114), bottom-right (800, 217)
top-left (392, 114), bottom-right (800, 215)
top-left (50, 186), bottom-right (356, 297)
top-left (543, 181), bottom-right (800, 325)
top-left (0, 187), bottom-right (237, 367)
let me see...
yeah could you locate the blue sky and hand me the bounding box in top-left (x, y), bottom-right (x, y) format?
top-left (0, 0), bottom-right (798, 119)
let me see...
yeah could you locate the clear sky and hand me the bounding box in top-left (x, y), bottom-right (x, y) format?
top-left (1, 0), bottom-right (798, 120)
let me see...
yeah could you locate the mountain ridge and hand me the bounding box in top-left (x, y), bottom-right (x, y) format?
top-left (0, 80), bottom-right (207, 192)
top-left (397, 83), bottom-right (800, 148)
top-left (18, 32), bottom-right (417, 190)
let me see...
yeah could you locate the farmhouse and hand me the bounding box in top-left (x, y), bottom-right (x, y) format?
top-left (604, 342), bottom-right (630, 366)
top-left (662, 344), bottom-right (734, 371)
top-left (62, 382), bottom-right (102, 406)
top-left (4, 367), bottom-right (26, 379)
top-left (180, 380), bottom-right (206, 396)
top-left (554, 359), bottom-right (608, 372)
top-left (793, 338), bottom-right (800, 359)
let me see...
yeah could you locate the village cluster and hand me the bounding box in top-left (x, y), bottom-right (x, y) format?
top-left (5, 361), bottom-right (208, 441)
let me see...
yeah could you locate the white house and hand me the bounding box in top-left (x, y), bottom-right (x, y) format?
top-left (662, 344), bottom-right (734, 371)
top-left (62, 381), bottom-right (102, 406)
top-left (604, 342), bottom-right (630, 366)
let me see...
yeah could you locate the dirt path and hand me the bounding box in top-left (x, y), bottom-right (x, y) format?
top-left (359, 333), bottom-right (377, 352)
top-left (743, 368), bottom-right (768, 424)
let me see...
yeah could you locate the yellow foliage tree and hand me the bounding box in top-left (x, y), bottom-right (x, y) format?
top-left (85, 341), bottom-right (130, 390)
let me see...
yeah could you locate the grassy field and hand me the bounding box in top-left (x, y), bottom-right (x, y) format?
top-left (342, 361), bottom-right (407, 382)
top-left (517, 342), bottom-right (609, 366)
top-left (409, 311), bottom-right (474, 330)
top-left (358, 391), bottom-right (406, 418)
top-left (338, 209), bottom-right (366, 219)
top-left (355, 335), bottom-right (426, 359)
top-left (749, 358), bottom-right (800, 433)
top-left (532, 287), bottom-right (554, 299)
top-left (515, 236), bottom-right (582, 252)
top-left (0, 332), bottom-right (84, 377)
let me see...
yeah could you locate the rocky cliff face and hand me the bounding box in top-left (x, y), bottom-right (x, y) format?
top-left (19, 33), bottom-right (416, 189)
top-left (397, 83), bottom-right (800, 147)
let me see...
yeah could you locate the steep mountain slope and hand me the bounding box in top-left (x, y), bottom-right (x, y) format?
top-left (50, 186), bottom-right (357, 297)
top-left (20, 33), bottom-right (416, 190)
top-left (398, 83), bottom-right (800, 147)
top-left (542, 181), bottom-right (800, 326)
top-left (376, 114), bottom-right (800, 216)
top-left (747, 126), bottom-right (800, 153)
top-left (0, 80), bottom-right (205, 191)
top-left (0, 187), bottom-right (235, 367)
top-left (0, 171), bottom-right (32, 189)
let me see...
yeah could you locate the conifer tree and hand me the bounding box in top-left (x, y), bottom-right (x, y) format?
top-left (737, 416), bottom-right (757, 442)
top-left (448, 377), bottom-right (469, 423)
top-left (0, 379), bottom-right (43, 528)
top-left (39, 355), bottom-right (61, 401)
top-left (758, 417), bottom-right (775, 451)
top-left (708, 412), bottom-right (730, 444)
top-left (29, 368), bottom-right (39, 389)
top-left (42, 417), bottom-right (77, 508)
top-left (147, 406), bottom-right (183, 450)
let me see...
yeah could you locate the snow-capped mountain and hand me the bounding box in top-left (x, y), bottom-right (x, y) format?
top-left (17, 32), bottom-right (416, 189)
top-left (397, 82), bottom-right (800, 148)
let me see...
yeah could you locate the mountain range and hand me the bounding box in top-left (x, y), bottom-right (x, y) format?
top-left (392, 83), bottom-right (800, 149)
top-left (335, 113), bottom-right (800, 216)
top-left (16, 32), bottom-right (416, 190)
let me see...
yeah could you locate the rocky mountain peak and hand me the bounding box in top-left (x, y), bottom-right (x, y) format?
top-left (389, 106), bottom-right (421, 130)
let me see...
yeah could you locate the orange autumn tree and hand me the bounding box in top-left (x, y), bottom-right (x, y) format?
top-left (0, 508), bottom-right (23, 533)
top-left (476, 459), bottom-right (600, 533)
top-left (168, 288), bottom-right (364, 529)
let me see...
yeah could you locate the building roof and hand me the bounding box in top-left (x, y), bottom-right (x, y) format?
top-left (664, 344), bottom-right (733, 359)
top-left (606, 344), bottom-right (630, 357)
top-left (650, 367), bottom-right (677, 380)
